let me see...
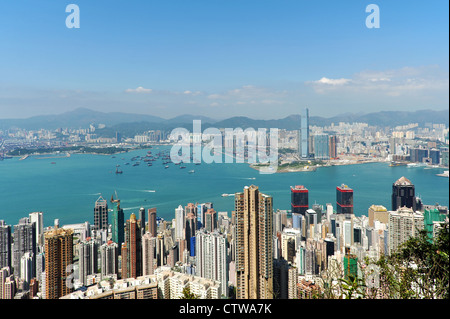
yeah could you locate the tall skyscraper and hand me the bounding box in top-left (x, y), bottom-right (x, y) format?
top-left (44, 225), bottom-right (74, 299)
top-left (138, 207), bottom-right (146, 236)
top-left (196, 229), bottom-right (229, 297)
top-left (142, 233), bottom-right (157, 276)
top-left (94, 196), bottom-right (108, 231)
top-left (204, 208), bottom-right (217, 233)
top-left (290, 185), bottom-right (309, 215)
top-left (13, 217), bottom-right (36, 278)
top-left (388, 207), bottom-right (424, 255)
top-left (185, 212), bottom-right (197, 255)
top-left (391, 176), bottom-right (417, 211)
top-left (329, 135), bottom-right (337, 159)
top-left (235, 185), bottom-right (274, 299)
top-left (336, 184), bottom-right (354, 219)
top-left (175, 205), bottom-right (185, 241)
top-left (100, 240), bottom-right (118, 278)
top-left (111, 193), bottom-right (124, 246)
top-left (78, 238), bottom-right (98, 286)
top-left (313, 134), bottom-right (330, 160)
top-left (29, 212), bottom-right (44, 248)
top-left (300, 108), bottom-right (310, 159)
top-left (0, 221), bottom-right (11, 271)
top-left (122, 213), bottom-right (142, 279)
top-left (147, 208), bottom-right (157, 237)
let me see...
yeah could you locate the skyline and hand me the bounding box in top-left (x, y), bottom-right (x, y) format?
top-left (0, 0), bottom-right (448, 119)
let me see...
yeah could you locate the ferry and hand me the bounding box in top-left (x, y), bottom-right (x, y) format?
top-left (436, 170), bottom-right (449, 178)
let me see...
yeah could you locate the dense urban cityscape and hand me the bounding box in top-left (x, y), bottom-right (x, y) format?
top-left (0, 1), bottom-right (448, 312)
top-left (0, 107), bottom-right (448, 300)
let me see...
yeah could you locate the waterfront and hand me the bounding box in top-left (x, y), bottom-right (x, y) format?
top-left (0, 146), bottom-right (448, 227)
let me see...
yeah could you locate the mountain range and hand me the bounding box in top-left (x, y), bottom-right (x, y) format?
top-left (0, 107), bottom-right (448, 137)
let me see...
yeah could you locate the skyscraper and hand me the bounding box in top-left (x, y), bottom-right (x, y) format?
top-left (44, 225), bottom-right (73, 299)
top-left (111, 193), bottom-right (124, 246)
top-left (290, 185), bottom-right (309, 215)
top-left (196, 229), bottom-right (229, 297)
top-left (122, 213), bottom-right (142, 279)
top-left (313, 134), bottom-right (330, 160)
top-left (100, 240), bottom-right (118, 278)
top-left (388, 206), bottom-right (424, 255)
top-left (0, 221), bottom-right (11, 270)
top-left (329, 135), bottom-right (337, 159)
top-left (138, 207), bottom-right (146, 236)
top-left (29, 212), bottom-right (44, 248)
top-left (300, 108), bottom-right (310, 159)
top-left (391, 176), bottom-right (416, 211)
top-left (94, 196), bottom-right (108, 231)
top-left (78, 238), bottom-right (98, 286)
top-left (235, 185), bottom-right (274, 299)
top-left (336, 184), bottom-right (354, 219)
top-left (204, 208), bottom-right (217, 232)
top-left (13, 217), bottom-right (36, 278)
top-left (142, 233), bottom-right (157, 276)
top-left (147, 208), bottom-right (157, 237)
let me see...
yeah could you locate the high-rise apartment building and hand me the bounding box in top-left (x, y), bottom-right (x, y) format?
top-left (388, 207), bottom-right (424, 255)
top-left (139, 207), bottom-right (146, 236)
top-left (29, 212), bottom-right (44, 248)
top-left (391, 176), bottom-right (416, 211)
top-left (329, 135), bottom-right (337, 159)
top-left (196, 229), bottom-right (229, 297)
top-left (204, 208), bottom-right (217, 233)
top-left (94, 196), bottom-right (108, 231)
top-left (44, 225), bottom-right (74, 299)
top-left (78, 238), bottom-right (98, 286)
top-left (313, 134), bottom-right (330, 160)
top-left (147, 208), bottom-right (157, 237)
top-left (13, 217), bottom-right (36, 278)
top-left (0, 221), bottom-right (11, 271)
top-left (336, 184), bottom-right (354, 219)
top-left (121, 213), bottom-right (142, 279)
top-left (142, 233), bottom-right (157, 276)
top-left (100, 240), bottom-right (118, 278)
top-left (235, 185), bottom-right (274, 299)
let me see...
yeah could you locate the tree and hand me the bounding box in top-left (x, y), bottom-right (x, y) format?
top-left (180, 286), bottom-right (199, 299)
top-left (367, 223), bottom-right (449, 299)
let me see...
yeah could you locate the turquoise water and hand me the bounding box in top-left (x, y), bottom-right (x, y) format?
top-left (0, 146), bottom-right (448, 227)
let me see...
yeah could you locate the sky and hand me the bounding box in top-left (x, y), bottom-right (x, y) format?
top-left (0, 0), bottom-right (448, 120)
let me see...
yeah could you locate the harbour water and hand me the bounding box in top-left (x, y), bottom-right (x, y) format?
top-left (0, 146), bottom-right (448, 227)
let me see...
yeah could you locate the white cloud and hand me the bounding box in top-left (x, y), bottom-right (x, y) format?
top-left (313, 77), bottom-right (351, 86)
top-left (307, 66), bottom-right (449, 96)
top-left (125, 86), bottom-right (152, 94)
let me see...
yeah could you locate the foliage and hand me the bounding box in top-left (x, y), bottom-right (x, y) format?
top-left (180, 287), bottom-right (199, 299)
top-left (369, 223), bottom-right (449, 299)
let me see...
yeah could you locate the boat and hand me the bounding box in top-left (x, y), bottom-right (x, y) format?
top-left (165, 165), bottom-right (169, 169)
top-left (436, 170), bottom-right (449, 178)
top-left (180, 166), bottom-right (186, 169)
top-left (51, 162), bottom-right (56, 165)
top-left (132, 162), bottom-right (140, 167)
top-left (189, 170), bottom-right (195, 173)
top-left (115, 167), bottom-right (123, 174)
top-left (389, 161), bottom-right (407, 167)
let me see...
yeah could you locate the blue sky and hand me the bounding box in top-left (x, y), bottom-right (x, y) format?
top-left (0, 0), bottom-right (448, 119)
